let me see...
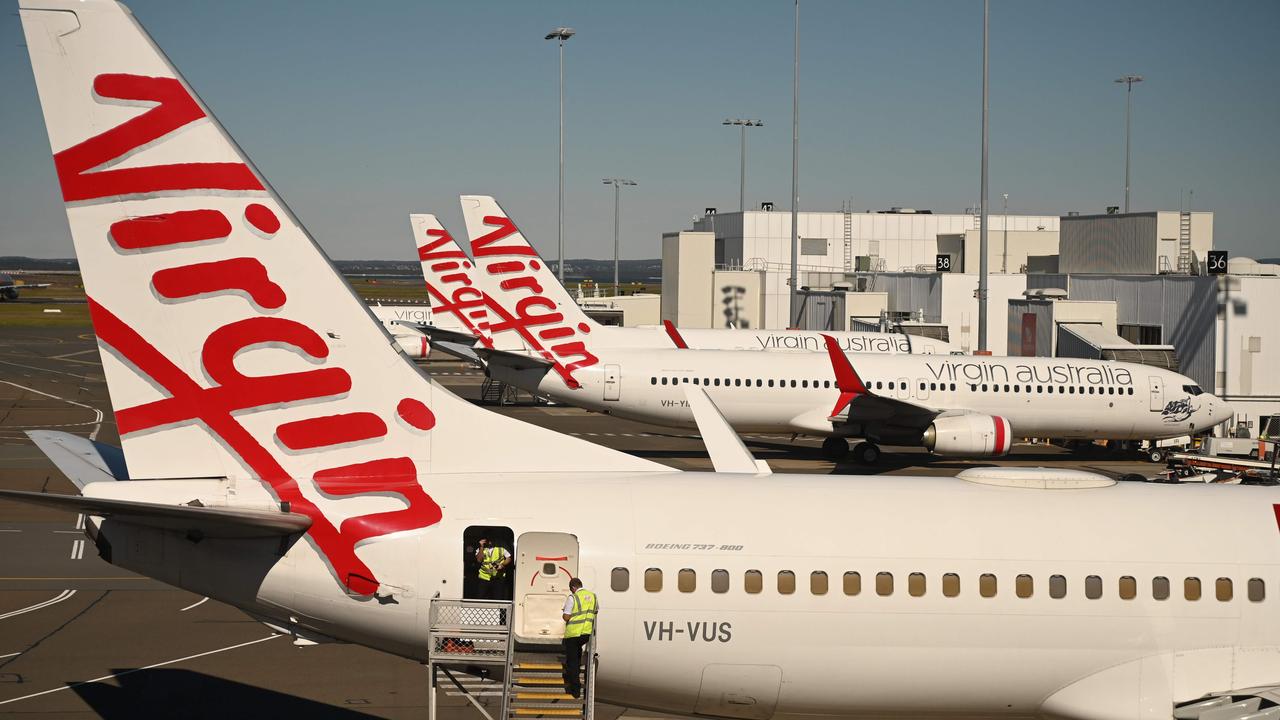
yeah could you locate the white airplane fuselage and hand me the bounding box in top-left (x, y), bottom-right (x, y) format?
top-left (497, 349), bottom-right (1228, 443)
top-left (85, 470), bottom-right (1280, 719)
top-left (576, 323), bottom-right (958, 355)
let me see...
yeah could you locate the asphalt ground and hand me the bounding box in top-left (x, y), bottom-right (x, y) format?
top-left (0, 325), bottom-right (1164, 718)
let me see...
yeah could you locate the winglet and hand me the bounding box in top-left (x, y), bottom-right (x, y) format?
top-left (683, 386), bottom-right (771, 474)
top-left (663, 320), bottom-right (689, 349)
top-left (823, 334), bottom-right (868, 418)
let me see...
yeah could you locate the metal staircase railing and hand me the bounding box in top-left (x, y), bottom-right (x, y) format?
top-left (1177, 211), bottom-right (1193, 274)
top-left (428, 598), bottom-right (596, 720)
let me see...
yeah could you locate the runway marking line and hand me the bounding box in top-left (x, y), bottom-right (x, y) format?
top-left (0, 634), bottom-right (280, 706)
top-left (0, 652), bottom-right (21, 659)
top-left (179, 597), bottom-right (209, 612)
top-left (70, 540), bottom-right (85, 560)
top-left (0, 380), bottom-right (104, 440)
top-left (0, 589), bottom-right (76, 621)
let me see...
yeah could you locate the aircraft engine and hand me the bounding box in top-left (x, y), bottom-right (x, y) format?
top-left (395, 335), bottom-right (430, 360)
top-left (922, 414), bottom-right (1013, 457)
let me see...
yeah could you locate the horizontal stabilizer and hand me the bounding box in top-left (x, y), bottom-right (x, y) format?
top-left (0, 489), bottom-right (311, 539)
top-left (683, 386), bottom-right (771, 474)
top-left (27, 430), bottom-right (129, 489)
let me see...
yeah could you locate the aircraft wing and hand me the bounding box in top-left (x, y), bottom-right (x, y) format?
top-left (408, 322), bottom-right (481, 347)
top-left (475, 347), bottom-right (556, 372)
top-left (820, 334), bottom-right (939, 432)
top-left (1173, 688), bottom-right (1280, 719)
top-left (0, 489), bottom-right (311, 539)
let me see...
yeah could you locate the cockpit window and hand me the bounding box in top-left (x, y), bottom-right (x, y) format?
top-left (1183, 385), bottom-right (1204, 396)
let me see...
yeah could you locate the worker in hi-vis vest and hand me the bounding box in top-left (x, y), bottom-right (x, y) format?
top-left (474, 537), bottom-right (511, 600)
top-left (561, 577), bottom-right (598, 698)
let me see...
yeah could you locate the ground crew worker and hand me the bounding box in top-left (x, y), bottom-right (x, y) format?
top-left (474, 537), bottom-right (511, 601)
top-left (561, 577), bottom-right (597, 699)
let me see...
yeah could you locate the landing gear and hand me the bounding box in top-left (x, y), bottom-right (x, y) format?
top-left (822, 436), bottom-right (849, 460)
top-left (1148, 448), bottom-right (1166, 463)
top-left (853, 442), bottom-right (881, 465)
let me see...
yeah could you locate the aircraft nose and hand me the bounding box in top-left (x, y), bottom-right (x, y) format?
top-left (1207, 395), bottom-right (1234, 426)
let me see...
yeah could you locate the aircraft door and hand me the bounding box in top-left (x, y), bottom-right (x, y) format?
top-left (896, 377), bottom-right (910, 400)
top-left (604, 364), bottom-right (621, 401)
top-left (514, 531), bottom-right (579, 644)
top-left (1148, 376), bottom-right (1164, 411)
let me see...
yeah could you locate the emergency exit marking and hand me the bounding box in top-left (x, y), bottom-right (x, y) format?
top-left (936, 254), bottom-right (952, 272)
top-left (1207, 250), bottom-right (1228, 275)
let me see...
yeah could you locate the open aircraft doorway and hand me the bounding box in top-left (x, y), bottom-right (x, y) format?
top-left (463, 525), bottom-right (514, 603)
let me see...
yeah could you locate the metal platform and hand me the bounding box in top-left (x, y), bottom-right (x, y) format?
top-left (427, 598), bottom-right (597, 720)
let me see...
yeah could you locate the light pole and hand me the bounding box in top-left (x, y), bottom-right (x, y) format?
top-left (723, 119), bottom-right (763, 212)
top-left (789, 0), bottom-right (801, 329)
top-left (1001, 192), bottom-right (1009, 274)
top-left (546, 27), bottom-right (575, 282)
top-left (977, 0), bottom-right (989, 352)
top-left (1115, 74), bottom-right (1143, 213)
top-left (602, 178), bottom-right (636, 295)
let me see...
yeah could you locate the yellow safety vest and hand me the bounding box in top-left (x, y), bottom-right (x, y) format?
top-left (478, 547), bottom-right (504, 581)
top-left (564, 589), bottom-right (598, 638)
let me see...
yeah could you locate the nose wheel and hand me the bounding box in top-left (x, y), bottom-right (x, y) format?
top-left (821, 436), bottom-right (849, 460)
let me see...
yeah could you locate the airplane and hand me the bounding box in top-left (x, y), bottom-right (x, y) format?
top-left (369, 304), bottom-right (435, 360)
top-left (7, 3), bottom-right (1280, 719)
top-left (458, 205), bottom-right (1231, 462)
top-left (454, 195), bottom-right (960, 356)
top-left (0, 272), bottom-right (53, 300)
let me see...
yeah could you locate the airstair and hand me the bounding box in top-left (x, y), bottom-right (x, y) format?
top-left (480, 378), bottom-right (517, 406)
top-left (427, 598), bottom-right (598, 720)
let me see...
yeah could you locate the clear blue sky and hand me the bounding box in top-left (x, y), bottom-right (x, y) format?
top-left (1, 1), bottom-right (1277, 261)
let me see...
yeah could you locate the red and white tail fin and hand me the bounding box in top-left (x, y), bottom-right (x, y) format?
top-left (459, 195), bottom-right (601, 390)
top-left (19, 0), bottom-right (662, 594)
top-left (409, 214), bottom-right (491, 345)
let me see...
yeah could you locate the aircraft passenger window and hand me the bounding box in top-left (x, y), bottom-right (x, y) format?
top-left (682, 377), bottom-right (690, 384)
top-left (1249, 578), bottom-right (1265, 602)
top-left (802, 380), bottom-right (808, 388)
top-left (1107, 387), bottom-right (1114, 395)
top-left (661, 377), bottom-right (668, 386)
top-left (1068, 387), bottom-right (1075, 394)
top-left (1216, 578), bottom-right (1232, 602)
top-left (693, 378), bottom-right (700, 385)
top-left (711, 569), bottom-right (730, 594)
top-left (942, 573), bottom-right (960, 597)
top-left (645, 568), bottom-right (663, 592)
top-left (611, 567), bottom-right (630, 592)
top-left (843, 571), bottom-right (861, 596)
top-left (724, 378), bottom-right (730, 387)
top-left (930, 383), bottom-right (937, 391)
top-left (790, 380), bottom-right (797, 388)
top-left (969, 384), bottom-right (977, 392)
top-left (768, 379), bottom-right (775, 387)
top-left (919, 382), bottom-right (926, 392)
top-left (1049, 575), bottom-right (1067, 599)
top-left (1047, 386), bottom-right (1054, 394)
top-left (908, 573), bottom-right (926, 597)
top-left (824, 381), bottom-right (832, 389)
top-left (678, 569), bottom-right (696, 593)
top-left (756, 380), bottom-right (763, 387)
top-left (877, 381), bottom-right (884, 390)
top-left (735, 379), bottom-right (742, 387)
top-left (888, 382), bottom-right (895, 390)
top-left (744, 570), bottom-right (763, 594)
top-left (876, 572), bottom-right (893, 596)
top-left (810, 571), bottom-right (828, 595)
top-left (1152, 576), bottom-right (1170, 600)
top-left (1185, 577), bottom-right (1201, 601)
top-left (950, 383), bottom-right (957, 391)
top-left (714, 378), bottom-right (720, 386)
top-left (1015, 574), bottom-right (1033, 598)
top-left (1036, 385), bottom-right (1042, 393)
top-left (1024, 385), bottom-right (1031, 393)
top-left (981, 384), bottom-right (988, 392)
top-left (777, 571), bottom-right (796, 595)
top-left (1004, 385), bottom-right (1010, 393)
top-left (1013, 385), bottom-right (1019, 393)
top-left (1119, 576), bottom-right (1136, 600)
top-left (979, 574), bottom-right (997, 598)
top-left (650, 377), bottom-right (657, 385)
top-left (1088, 387), bottom-right (1094, 395)
top-left (1128, 388), bottom-right (1135, 395)
top-left (1085, 575), bottom-right (1102, 599)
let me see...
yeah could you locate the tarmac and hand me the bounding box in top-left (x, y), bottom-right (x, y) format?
top-left (0, 325), bottom-right (1162, 718)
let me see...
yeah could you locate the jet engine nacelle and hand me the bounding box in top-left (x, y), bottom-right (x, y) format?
top-left (922, 414), bottom-right (1013, 457)
top-left (395, 335), bottom-right (430, 360)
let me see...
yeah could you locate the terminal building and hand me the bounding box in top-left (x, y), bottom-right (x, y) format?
top-left (658, 206), bottom-right (1279, 438)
